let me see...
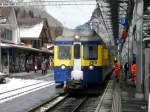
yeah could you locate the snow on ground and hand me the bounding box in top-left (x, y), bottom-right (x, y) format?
top-left (0, 78), bottom-right (55, 104)
top-left (0, 78), bottom-right (48, 93)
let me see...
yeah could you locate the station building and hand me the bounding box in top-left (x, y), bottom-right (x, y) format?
top-left (0, 7), bottom-right (62, 74)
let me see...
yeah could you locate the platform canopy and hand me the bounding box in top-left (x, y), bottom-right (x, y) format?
top-left (0, 0), bottom-right (136, 53)
top-left (92, 0), bottom-right (129, 46)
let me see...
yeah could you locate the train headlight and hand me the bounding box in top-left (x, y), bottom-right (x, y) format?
top-left (89, 65), bottom-right (94, 70)
top-left (74, 34), bottom-right (80, 40)
top-left (61, 65), bottom-right (66, 70)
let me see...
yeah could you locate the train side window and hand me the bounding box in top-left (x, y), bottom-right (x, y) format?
top-left (83, 45), bottom-right (98, 60)
top-left (58, 46), bottom-right (71, 60)
top-left (74, 44), bottom-right (80, 59)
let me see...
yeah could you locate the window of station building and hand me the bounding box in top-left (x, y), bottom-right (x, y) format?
top-left (58, 46), bottom-right (71, 60)
top-left (83, 45), bottom-right (98, 60)
top-left (74, 44), bottom-right (80, 59)
top-left (1, 29), bottom-right (12, 41)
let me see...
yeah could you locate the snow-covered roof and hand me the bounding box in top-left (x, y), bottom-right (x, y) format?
top-left (18, 18), bottom-right (44, 26)
top-left (20, 21), bottom-right (44, 39)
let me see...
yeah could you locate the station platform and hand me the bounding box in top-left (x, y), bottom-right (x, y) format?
top-left (111, 77), bottom-right (148, 112)
top-left (120, 80), bottom-right (148, 112)
top-left (10, 70), bottom-right (53, 79)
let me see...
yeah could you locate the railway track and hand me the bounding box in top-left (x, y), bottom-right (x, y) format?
top-left (29, 80), bottom-right (113, 112)
top-left (0, 81), bottom-right (55, 103)
top-left (46, 96), bottom-right (88, 112)
top-left (95, 80), bottom-right (113, 112)
top-left (28, 93), bottom-right (68, 112)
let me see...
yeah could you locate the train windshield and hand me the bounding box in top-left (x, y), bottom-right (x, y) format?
top-left (83, 45), bottom-right (98, 60)
top-left (58, 46), bottom-right (71, 59)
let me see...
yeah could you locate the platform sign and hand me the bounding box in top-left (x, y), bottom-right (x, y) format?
top-left (119, 18), bottom-right (128, 25)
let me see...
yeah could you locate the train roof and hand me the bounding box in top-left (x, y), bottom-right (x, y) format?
top-left (53, 36), bottom-right (102, 44)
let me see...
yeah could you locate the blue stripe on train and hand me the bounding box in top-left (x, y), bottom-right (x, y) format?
top-left (54, 66), bottom-right (103, 84)
top-left (82, 66), bottom-right (103, 84)
top-left (54, 66), bottom-right (73, 84)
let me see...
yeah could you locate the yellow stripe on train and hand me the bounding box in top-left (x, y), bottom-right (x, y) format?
top-left (54, 46), bottom-right (73, 66)
top-left (81, 45), bottom-right (102, 66)
top-left (54, 45), bottom-right (103, 67)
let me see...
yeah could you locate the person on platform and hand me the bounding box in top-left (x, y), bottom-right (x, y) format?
top-left (45, 59), bottom-right (49, 74)
top-left (34, 61), bottom-right (38, 73)
top-left (131, 61), bottom-right (136, 86)
top-left (124, 62), bottom-right (129, 81)
top-left (114, 59), bottom-right (121, 82)
top-left (41, 60), bottom-right (46, 75)
top-left (26, 60), bottom-right (30, 73)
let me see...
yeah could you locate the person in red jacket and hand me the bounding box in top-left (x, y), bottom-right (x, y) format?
top-left (114, 60), bottom-right (121, 82)
top-left (131, 61), bottom-right (136, 86)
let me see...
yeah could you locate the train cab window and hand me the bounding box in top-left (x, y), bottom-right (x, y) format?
top-left (83, 45), bottom-right (98, 60)
top-left (58, 46), bottom-right (71, 60)
top-left (74, 44), bottom-right (80, 59)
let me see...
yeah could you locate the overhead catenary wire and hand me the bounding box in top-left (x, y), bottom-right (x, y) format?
top-left (0, 0), bottom-right (97, 7)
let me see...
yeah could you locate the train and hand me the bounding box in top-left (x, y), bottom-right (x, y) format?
top-left (53, 30), bottom-right (113, 92)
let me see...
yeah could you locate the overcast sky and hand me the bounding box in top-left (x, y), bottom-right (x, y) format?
top-left (46, 4), bottom-right (96, 29)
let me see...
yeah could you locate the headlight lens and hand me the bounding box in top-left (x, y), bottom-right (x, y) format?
top-left (61, 65), bottom-right (66, 70)
top-left (89, 65), bottom-right (94, 70)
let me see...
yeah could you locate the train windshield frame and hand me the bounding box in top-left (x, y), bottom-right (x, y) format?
top-left (83, 45), bottom-right (98, 60)
top-left (58, 45), bottom-right (71, 60)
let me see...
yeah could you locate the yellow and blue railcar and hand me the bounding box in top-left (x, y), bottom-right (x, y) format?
top-left (53, 34), bottom-right (112, 89)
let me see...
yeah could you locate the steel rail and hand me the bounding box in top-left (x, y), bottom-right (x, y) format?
top-left (28, 93), bottom-right (68, 112)
top-left (45, 96), bottom-right (88, 112)
top-left (44, 95), bottom-right (70, 112)
top-left (95, 80), bottom-right (111, 112)
top-left (71, 96), bottom-right (88, 112)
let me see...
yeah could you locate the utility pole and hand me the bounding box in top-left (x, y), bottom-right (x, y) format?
top-left (134, 0), bottom-right (144, 99)
top-left (0, 29), bottom-right (1, 73)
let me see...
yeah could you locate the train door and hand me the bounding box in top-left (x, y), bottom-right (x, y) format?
top-left (73, 42), bottom-right (81, 71)
top-left (71, 42), bottom-right (83, 81)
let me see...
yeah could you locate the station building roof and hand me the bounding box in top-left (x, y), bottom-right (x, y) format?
top-left (19, 20), bottom-right (44, 39)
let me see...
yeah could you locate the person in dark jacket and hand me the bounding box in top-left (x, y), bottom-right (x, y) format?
top-left (26, 60), bottom-right (30, 73)
top-left (41, 60), bottom-right (46, 75)
top-left (124, 62), bottom-right (129, 81)
top-left (45, 59), bottom-right (49, 74)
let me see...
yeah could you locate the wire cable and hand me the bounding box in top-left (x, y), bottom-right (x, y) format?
top-left (0, 0), bottom-right (97, 7)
